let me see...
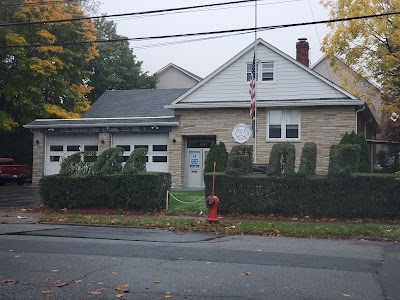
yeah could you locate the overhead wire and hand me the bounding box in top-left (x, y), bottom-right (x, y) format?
top-left (0, 11), bottom-right (399, 49)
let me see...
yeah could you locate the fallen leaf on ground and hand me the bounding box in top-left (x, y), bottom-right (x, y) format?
top-left (52, 269), bottom-right (59, 272)
top-left (41, 290), bottom-right (56, 296)
top-left (112, 272), bottom-right (118, 275)
top-left (73, 279), bottom-right (83, 283)
top-left (2, 279), bottom-right (18, 285)
top-left (342, 294), bottom-right (351, 297)
top-left (165, 296), bottom-right (172, 299)
top-left (153, 280), bottom-right (161, 284)
top-left (240, 272), bottom-right (251, 276)
top-left (56, 282), bottom-right (69, 287)
top-left (115, 285), bottom-right (129, 293)
top-left (115, 294), bottom-right (124, 298)
top-left (87, 288), bottom-right (106, 295)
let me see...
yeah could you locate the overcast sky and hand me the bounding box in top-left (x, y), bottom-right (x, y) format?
top-left (98, 0), bottom-right (330, 78)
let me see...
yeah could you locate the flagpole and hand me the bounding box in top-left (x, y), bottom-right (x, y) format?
top-left (254, 0), bottom-right (258, 164)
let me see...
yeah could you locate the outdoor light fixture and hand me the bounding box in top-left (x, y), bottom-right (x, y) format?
top-left (390, 112), bottom-right (399, 122)
top-left (172, 138), bottom-right (176, 143)
top-left (100, 139), bottom-right (105, 144)
top-left (35, 140), bottom-right (40, 145)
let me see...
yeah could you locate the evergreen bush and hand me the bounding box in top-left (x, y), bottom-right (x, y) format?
top-left (40, 172), bottom-right (171, 211)
top-left (298, 142), bottom-right (317, 175)
top-left (204, 173), bottom-right (400, 218)
top-left (59, 151), bottom-right (97, 175)
top-left (339, 131), bottom-right (370, 172)
top-left (328, 144), bottom-right (360, 175)
top-left (123, 148), bottom-right (148, 173)
top-left (269, 143), bottom-right (296, 176)
top-left (377, 145), bottom-right (400, 173)
top-left (225, 145), bottom-right (253, 175)
top-left (204, 141), bottom-right (229, 172)
top-left (90, 147), bottom-right (124, 174)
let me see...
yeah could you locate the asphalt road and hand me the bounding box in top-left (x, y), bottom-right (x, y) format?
top-left (0, 184), bottom-right (41, 211)
top-left (1, 224), bottom-right (399, 300)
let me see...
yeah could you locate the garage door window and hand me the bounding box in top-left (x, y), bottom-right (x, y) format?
top-left (50, 145), bottom-right (63, 151)
top-left (134, 145), bottom-right (148, 150)
top-left (67, 145), bottom-right (80, 151)
top-left (50, 156), bottom-right (60, 162)
top-left (84, 145), bottom-right (98, 151)
top-left (153, 145), bottom-right (167, 151)
top-left (116, 145), bottom-right (130, 151)
top-left (153, 156), bottom-right (167, 162)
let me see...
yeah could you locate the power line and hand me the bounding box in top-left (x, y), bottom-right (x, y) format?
top-left (0, 11), bottom-right (399, 49)
top-left (0, 0), bottom-right (259, 27)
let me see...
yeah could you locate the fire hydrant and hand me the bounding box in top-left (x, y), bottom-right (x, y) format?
top-left (206, 195), bottom-right (219, 223)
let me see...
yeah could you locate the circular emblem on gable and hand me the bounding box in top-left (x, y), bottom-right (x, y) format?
top-left (232, 123), bottom-right (252, 144)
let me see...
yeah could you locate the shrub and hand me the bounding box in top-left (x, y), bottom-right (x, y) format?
top-left (298, 142), bottom-right (317, 175)
top-left (123, 148), bottom-right (148, 173)
top-left (204, 141), bottom-right (229, 172)
top-left (40, 172), bottom-right (171, 211)
top-left (269, 143), bottom-right (296, 176)
top-left (225, 145), bottom-right (253, 175)
top-left (339, 131), bottom-right (369, 172)
top-left (328, 144), bottom-right (360, 175)
top-left (377, 144), bottom-right (400, 173)
top-left (204, 173), bottom-right (400, 218)
top-left (59, 151), bottom-right (97, 175)
top-left (90, 147), bottom-right (124, 174)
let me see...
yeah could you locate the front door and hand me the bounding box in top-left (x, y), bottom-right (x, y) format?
top-left (186, 148), bottom-right (209, 188)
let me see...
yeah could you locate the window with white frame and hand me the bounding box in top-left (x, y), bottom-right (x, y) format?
top-left (267, 110), bottom-right (300, 140)
top-left (246, 61), bottom-right (275, 82)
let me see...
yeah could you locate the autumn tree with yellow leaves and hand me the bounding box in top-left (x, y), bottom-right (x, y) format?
top-left (0, 0), bottom-right (98, 131)
top-left (321, 0), bottom-right (400, 114)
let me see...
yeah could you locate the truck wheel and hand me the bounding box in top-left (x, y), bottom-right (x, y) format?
top-left (17, 180), bottom-right (24, 186)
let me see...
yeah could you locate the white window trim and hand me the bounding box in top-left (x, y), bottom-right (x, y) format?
top-left (266, 110), bottom-right (301, 142)
top-left (245, 61), bottom-right (276, 83)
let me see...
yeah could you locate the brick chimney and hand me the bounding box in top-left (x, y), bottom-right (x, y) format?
top-left (296, 38), bottom-right (309, 67)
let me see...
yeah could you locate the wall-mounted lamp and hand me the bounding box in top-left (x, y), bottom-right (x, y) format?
top-left (100, 139), bottom-right (105, 144)
top-left (172, 138), bottom-right (176, 143)
top-left (35, 139), bottom-right (40, 145)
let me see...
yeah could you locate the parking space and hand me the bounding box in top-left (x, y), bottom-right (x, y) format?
top-left (0, 183), bottom-right (41, 211)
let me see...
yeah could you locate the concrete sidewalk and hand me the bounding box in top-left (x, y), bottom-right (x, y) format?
top-left (0, 209), bottom-right (44, 225)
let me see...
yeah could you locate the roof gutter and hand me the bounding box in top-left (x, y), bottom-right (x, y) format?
top-left (355, 105), bottom-right (366, 134)
top-left (23, 121), bottom-right (179, 129)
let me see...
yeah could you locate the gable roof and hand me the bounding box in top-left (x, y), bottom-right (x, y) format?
top-left (84, 89), bottom-right (188, 118)
top-left (156, 63), bottom-right (202, 82)
top-left (24, 89), bottom-right (188, 129)
top-left (166, 38), bottom-right (363, 109)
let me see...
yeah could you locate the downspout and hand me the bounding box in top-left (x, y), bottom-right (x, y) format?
top-left (364, 118), bottom-right (373, 137)
top-left (355, 105), bottom-right (366, 134)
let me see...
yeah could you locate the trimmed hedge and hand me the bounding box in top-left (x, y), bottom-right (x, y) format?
top-left (59, 151), bottom-right (97, 175)
top-left (328, 144), bottom-right (360, 175)
top-left (269, 143), bottom-right (296, 176)
top-left (225, 145), bottom-right (253, 175)
top-left (298, 142), bottom-right (317, 176)
top-left (204, 141), bottom-right (229, 172)
top-left (204, 173), bottom-right (400, 218)
top-left (339, 131), bottom-right (369, 172)
top-left (91, 147), bottom-right (124, 174)
top-left (123, 148), bottom-right (148, 173)
top-left (40, 172), bottom-right (171, 211)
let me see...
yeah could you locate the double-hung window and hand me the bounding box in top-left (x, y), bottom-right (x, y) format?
top-left (267, 110), bottom-right (300, 141)
top-left (246, 61), bottom-right (275, 82)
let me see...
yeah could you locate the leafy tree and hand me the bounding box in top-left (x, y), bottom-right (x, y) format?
top-left (0, 0), bottom-right (98, 131)
top-left (321, 0), bottom-right (400, 112)
top-left (87, 18), bottom-right (156, 104)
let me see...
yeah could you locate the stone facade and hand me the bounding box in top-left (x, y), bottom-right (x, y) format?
top-left (168, 106), bottom-right (355, 188)
top-left (32, 130), bottom-right (45, 185)
top-left (98, 132), bottom-right (111, 153)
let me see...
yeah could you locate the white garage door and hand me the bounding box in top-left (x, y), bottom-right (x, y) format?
top-left (112, 133), bottom-right (169, 173)
top-left (45, 135), bottom-right (99, 175)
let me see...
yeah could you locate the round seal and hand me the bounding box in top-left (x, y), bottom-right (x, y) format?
top-left (232, 123), bottom-right (252, 144)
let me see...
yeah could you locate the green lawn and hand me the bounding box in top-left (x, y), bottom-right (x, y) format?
top-left (164, 189), bottom-right (207, 216)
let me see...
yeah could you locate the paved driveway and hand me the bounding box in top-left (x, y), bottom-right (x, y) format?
top-left (0, 183), bottom-right (41, 211)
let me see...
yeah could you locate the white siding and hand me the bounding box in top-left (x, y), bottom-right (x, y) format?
top-left (156, 67), bottom-right (199, 89)
top-left (180, 45), bottom-right (349, 103)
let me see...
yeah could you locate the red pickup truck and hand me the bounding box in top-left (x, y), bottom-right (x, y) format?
top-left (0, 158), bottom-right (30, 185)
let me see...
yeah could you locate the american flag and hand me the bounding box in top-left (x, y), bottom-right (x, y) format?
top-left (249, 52), bottom-right (256, 118)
